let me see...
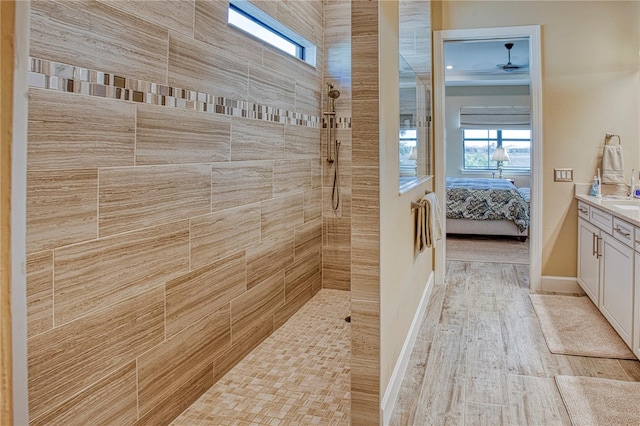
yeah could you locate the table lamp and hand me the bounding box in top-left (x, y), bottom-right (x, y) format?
top-left (492, 147), bottom-right (510, 179)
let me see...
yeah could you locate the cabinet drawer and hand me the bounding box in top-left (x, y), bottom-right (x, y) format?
top-left (635, 228), bottom-right (640, 252)
top-left (589, 206), bottom-right (613, 234)
top-left (577, 201), bottom-right (590, 220)
top-left (612, 217), bottom-right (634, 247)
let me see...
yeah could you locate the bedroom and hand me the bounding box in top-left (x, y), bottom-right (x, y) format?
top-left (443, 38), bottom-right (532, 263)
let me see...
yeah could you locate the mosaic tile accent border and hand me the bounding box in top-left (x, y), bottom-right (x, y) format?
top-left (28, 57), bottom-right (352, 129)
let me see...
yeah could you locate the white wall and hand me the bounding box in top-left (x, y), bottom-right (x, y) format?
top-left (445, 84), bottom-right (530, 187)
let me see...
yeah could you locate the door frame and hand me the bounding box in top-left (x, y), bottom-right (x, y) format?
top-left (2, 0), bottom-right (30, 423)
top-left (433, 26), bottom-right (543, 292)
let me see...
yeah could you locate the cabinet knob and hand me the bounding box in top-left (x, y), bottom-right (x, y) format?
top-left (579, 207), bottom-right (588, 214)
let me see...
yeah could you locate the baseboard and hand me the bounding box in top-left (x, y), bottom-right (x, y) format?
top-left (380, 271), bottom-right (434, 426)
top-left (540, 275), bottom-right (584, 294)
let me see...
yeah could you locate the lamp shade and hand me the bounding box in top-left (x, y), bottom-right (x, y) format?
top-left (408, 146), bottom-right (418, 160)
top-left (492, 147), bottom-right (510, 162)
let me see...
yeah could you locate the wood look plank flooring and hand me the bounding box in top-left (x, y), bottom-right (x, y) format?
top-left (390, 260), bottom-right (640, 426)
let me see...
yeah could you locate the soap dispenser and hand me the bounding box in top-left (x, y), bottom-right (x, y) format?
top-left (590, 175), bottom-right (599, 196)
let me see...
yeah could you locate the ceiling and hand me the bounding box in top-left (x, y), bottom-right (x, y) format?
top-left (444, 38), bottom-right (530, 86)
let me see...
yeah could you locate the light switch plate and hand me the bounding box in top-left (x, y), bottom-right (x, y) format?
top-left (554, 168), bottom-right (573, 182)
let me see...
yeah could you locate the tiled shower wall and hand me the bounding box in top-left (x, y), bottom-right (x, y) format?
top-left (25, 0), bottom-right (324, 424)
top-left (322, 0), bottom-right (352, 291)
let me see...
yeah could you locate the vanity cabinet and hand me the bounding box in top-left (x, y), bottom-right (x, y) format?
top-left (634, 251), bottom-right (640, 359)
top-left (600, 232), bottom-right (634, 346)
top-left (577, 217), bottom-right (601, 305)
top-left (576, 200), bottom-right (634, 349)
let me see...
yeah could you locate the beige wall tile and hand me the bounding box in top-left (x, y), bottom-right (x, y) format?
top-left (30, 0), bottom-right (169, 82)
top-left (295, 219), bottom-right (322, 260)
top-left (284, 250), bottom-right (320, 303)
top-left (312, 157), bottom-right (322, 189)
top-left (351, 233), bottom-right (380, 302)
top-left (166, 252), bottom-right (246, 338)
top-left (249, 0), bottom-right (277, 17)
top-left (351, 37), bottom-right (380, 101)
top-left (212, 319), bottom-right (272, 383)
top-left (136, 104), bottom-right (231, 165)
top-left (350, 299), bottom-right (381, 426)
top-left (169, 32), bottom-right (248, 99)
top-left (26, 251), bottom-right (53, 338)
top-left (285, 125), bottom-right (321, 159)
top-left (304, 188), bottom-right (322, 223)
top-left (275, 0), bottom-right (323, 46)
top-left (194, 0), bottom-right (264, 63)
top-left (137, 305), bottom-right (231, 416)
top-left (263, 46), bottom-right (321, 85)
top-left (54, 221), bottom-right (189, 325)
top-left (322, 246), bottom-right (351, 291)
top-left (273, 159), bottom-right (312, 196)
top-left (30, 362), bottom-right (137, 426)
top-left (328, 190), bottom-right (352, 220)
top-left (28, 89), bottom-right (135, 171)
top-left (246, 232), bottom-right (295, 289)
top-left (323, 184), bottom-right (352, 219)
top-left (323, 217), bottom-right (351, 247)
top-left (248, 62), bottom-right (296, 111)
top-left (351, 0), bottom-right (378, 37)
top-left (230, 271), bottom-right (284, 343)
top-left (322, 129), bottom-right (352, 187)
top-left (352, 166), bottom-right (380, 234)
top-left (273, 283), bottom-right (313, 329)
top-left (261, 193), bottom-right (304, 239)
top-left (28, 286), bottom-right (164, 420)
top-left (211, 161), bottom-right (273, 212)
top-left (134, 364), bottom-right (213, 426)
top-left (98, 164), bottom-right (211, 237)
top-left (295, 80), bottom-right (322, 117)
top-left (98, 0), bottom-right (195, 37)
top-left (190, 203), bottom-right (261, 270)
top-left (351, 100), bottom-right (380, 168)
top-left (27, 169), bottom-right (98, 253)
top-left (231, 117), bottom-right (285, 161)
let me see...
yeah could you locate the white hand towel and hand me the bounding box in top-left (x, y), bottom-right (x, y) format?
top-left (415, 202), bottom-right (426, 253)
top-left (424, 192), bottom-right (442, 248)
top-left (602, 144), bottom-right (624, 184)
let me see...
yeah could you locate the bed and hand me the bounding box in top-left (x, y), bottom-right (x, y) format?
top-left (446, 177), bottom-right (530, 241)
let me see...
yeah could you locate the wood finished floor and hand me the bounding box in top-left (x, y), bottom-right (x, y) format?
top-left (389, 260), bottom-right (640, 426)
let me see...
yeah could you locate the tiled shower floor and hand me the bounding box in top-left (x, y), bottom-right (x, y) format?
top-left (171, 289), bottom-right (351, 425)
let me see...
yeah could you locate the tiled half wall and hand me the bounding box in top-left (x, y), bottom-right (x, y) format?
top-left (24, 0), bottom-right (353, 424)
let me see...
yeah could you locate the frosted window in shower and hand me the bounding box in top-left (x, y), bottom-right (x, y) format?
top-left (228, 1), bottom-right (317, 67)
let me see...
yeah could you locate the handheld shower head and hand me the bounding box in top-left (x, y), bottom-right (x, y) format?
top-left (326, 83), bottom-right (340, 113)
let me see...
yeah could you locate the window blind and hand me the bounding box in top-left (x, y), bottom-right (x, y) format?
top-left (459, 106), bottom-right (530, 130)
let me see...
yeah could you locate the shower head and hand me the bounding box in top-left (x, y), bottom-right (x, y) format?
top-left (326, 83), bottom-right (340, 113)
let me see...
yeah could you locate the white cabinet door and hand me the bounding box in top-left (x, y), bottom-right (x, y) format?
top-left (577, 218), bottom-right (601, 306)
top-left (601, 233), bottom-right (634, 347)
top-left (634, 252), bottom-right (640, 359)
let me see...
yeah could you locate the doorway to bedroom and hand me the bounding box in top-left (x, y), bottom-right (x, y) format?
top-left (433, 26), bottom-right (543, 290)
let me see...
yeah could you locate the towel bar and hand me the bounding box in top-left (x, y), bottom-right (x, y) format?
top-left (411, 190), bottom-right (434, 211)
top-left (605, 133), bottom-right (621, 145)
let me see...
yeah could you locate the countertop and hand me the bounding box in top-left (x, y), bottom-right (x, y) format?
top-left (575, 193), bottom-right (640, 227)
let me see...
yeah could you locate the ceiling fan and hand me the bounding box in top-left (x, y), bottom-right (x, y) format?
top-left (496, 42), bottom-right (522, 72)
